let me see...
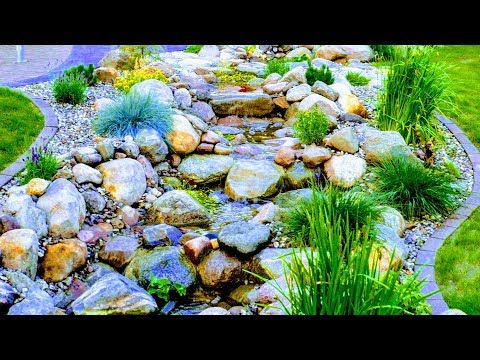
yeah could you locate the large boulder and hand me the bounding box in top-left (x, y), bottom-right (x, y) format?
top-left (149, 190), bottom-right (211, 227)
top-left (218, 221), bottom-right (271, 255)
top-left (374, 224), bottom-right (408, 270)
top-left (285, 47), bottom-right (312, 59)
top-left (379, 207), bottom-right (407, 237)
top-left (285, 161), bottom-right (315, 189)
top-left (96, 159), bottom-right (146, 206)
top-left (337, 93), bottom-right (367, 117)
top-left (327, 127), bottom-right (359, 154)
top-left (99, 236), bottom-right (140, 269)
top-left (93, 67), bottom-right (118, 84)
top-left (167, 114), bottom-right (201, 156)
top-left (315, 45), bottom-right (373, 62)
top-left (71, 272), bottom-right (158, 315)
top-left (198, 250), bottom-right (242, 289)
top-left (41, 238), bottom-right (88, 282)
top-left (209, 92), bottom-right (274, 116)
top-left (134, 128), bottom-right (169, 165)
top-left (362, 130), bottom-right (412, 163)
top-left (3, 191), bottom-right (34, 215)
top-left (311, 81), bottom-right (339, 101)
top-left (224, 160), bottom-right (285, 200)
top-left (130, 79), bottom-right (175, 105)
top-left (286, 84), bottom-right (312, 102)
top-left (198, 45), bottom-right (220, 58)
top-left (324, 154), bottom-right (366, 188)
top-left (315, 45), bottom-right (348, 61)
top-left (99, 49), bottom-right (130, 69)
top-left (72, 164), bottom-right (103, 185)
top-left (124, 246), bottom-right (197, 291)
top-left (298, 94), bottom-right (342, 118)
top-left (301, 145), bottom-right (332, 168)
top-left (281, 66), bottom-right (307, 83)
top-left (178, 155), bottom-right (234, 185)
top-left (15, 205), bottom-right (48, 238)
top-left (36, 178), bottom-right (86, 238)
top-left (0, 229), bottom-right (38, 279)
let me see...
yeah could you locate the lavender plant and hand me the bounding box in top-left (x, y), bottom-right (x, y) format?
top-left (20, 146), bottom-right (59, 185)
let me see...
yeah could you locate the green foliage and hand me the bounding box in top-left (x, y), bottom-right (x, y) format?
top-left (51, 74), bottom-right (87, 105)
top-left (114, 67), bottom-right (169, 93)
top-left (345, 71), bottom-right (370, 86)
top-left (92, 91), bottom-right (173, 139)
top-left (245, 45), bottom-right (256, 56)
top-left (250, 183), bottom-right (436, 315)
top-left (0, 87), bottom-right (44, 172)
top-left (20, 146), bottom-right (59, 185)
top-left (184, 45), bottom-right (203, 54)
top-left (147, 275), bottom-right (187, 303)
top-left (372, 152), bottom-right (461, 219)
top-left (442, 157), bottom-right (462, 178)
top-left (370, 45), bottom-right (397, 61)
top-left (305, 64), bottom-right (334, 86)
top-left (213, 67), bottom-right (257, 86)
top-left (293, 105), bottom-right (330, 145)
top-left (290, 54), bottom-right (311, 64)
top-left (281, 183), bottom-right (385, 245)
top-left (64, 63), bottom-right (98, 86)
top-left (119, 45), bottom-right (161, 70)
top-left (264, 58), bottom-right (290, 77)
top-left (178, 181), bottom-right (219, 213)
top-left (376, 46), bottom-right (455, 145)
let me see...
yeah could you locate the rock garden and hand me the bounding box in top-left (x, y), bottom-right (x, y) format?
top-left (0, 44), bottom-right (472, 315)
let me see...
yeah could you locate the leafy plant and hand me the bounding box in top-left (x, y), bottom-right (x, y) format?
top-left (372, 151), bottom-right (461, 219)
top-left (92, 91), bottom-right (173, 139)
top-left (293, 105), bottom-right (330, 145)
top-left (370, 45), bottom-right (398, 62)
top-left (442, 157), bottom-right (462, 179)
top-left (281, 182), bottom-right (384, 245)
top-left (51, 74), bottom-right (87, 105)
top-left (147, 275), bottom-right (187, 303)
top-left (345, 71), bottom-right (370, 86)
top-left (64, 63), bottom-right (98, 86)
top-left (264, 58), bottom-right (290, 77)
top-left (184, 45), bottom-right (203, 54)
top-left (213, 66), bottom-right (257, 86)
top-left (119, 45), bottom-right (161, 70)
top-left (21, 146), bottom-right (59, 185)
top-left (305, 64), bottom-right (334, 86)
top-left (250, 187), bottom-right (436, 315)
top-left (290, 54), bottom-right (311, 63)
top-left (376, 46), bottom-right (455, 145)
top-left (114, 67), bottom-right (169, 93)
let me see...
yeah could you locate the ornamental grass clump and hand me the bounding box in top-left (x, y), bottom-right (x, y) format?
top-left (372, 151), bottom-right (461, 219)
top-left (51, 74), bottom-right (87, 105)
top-left (370, 45), bottom-right (397, 61)
top-left (264, 58), bottom-right (291, 77)
top-left (293, 106), bottom-right (329, 145)
top-left (376, 46), bottom-right (455, 145)
top-left (305, 64), bottom-right (334, 86)
top-left (92, 91), bottom-right (173, 139)
top-left (345, 71), bottom-right (370, 86)
top-left (21, 146), bottom-right (59, 185)
top-left (251, 182), bottom-right (436, 315)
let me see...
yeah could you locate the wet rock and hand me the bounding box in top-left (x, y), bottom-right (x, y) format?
top-left (209, 92), bottom-right (274, 116)
top-left (250, 248), bottom-right (298, 279)
top-left (274, 188), bottom-right (313, 208)
top-left (41, 238), bottom-right (88, 282)
top-left (229, 284), bottom-right (257, 305)
top-left (96, 158), bottom-right (146, 206)
top-left (285, 161), bottom-right (315, 189)
top-left (71, 272), bottom-right (158, 315)
top-left (178, 154), bottom-right (234, 185)
top-left (0, 229), bottom-right (38, 279)
top-left (72, 164), bottom-right (103, 185)
top-left (198, 250), bottom-right (242, 288)
top-left (99, 235), bottom-right (139, 269)
top-left (324, 154), bottom-right (366, 188)
top-left (218, 221), bottom-right (271, 255)
top-left (142, 224), bottom-right (183, 247)
top-left (183, 236), bottom-right (213, 264)
top-left (198, 307), bottom-right (230, 315)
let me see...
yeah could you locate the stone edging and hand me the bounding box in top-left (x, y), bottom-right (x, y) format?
top-left (0, 91), bottom-right (59, 188)
top-left (414, 115), bottom-right (480, 314)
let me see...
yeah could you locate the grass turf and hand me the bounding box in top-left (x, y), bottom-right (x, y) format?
top-left (433, 45), bottom-right (480, 314)
top-left (0, 87), bottom-right (44, 172)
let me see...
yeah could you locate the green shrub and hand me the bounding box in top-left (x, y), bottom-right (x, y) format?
top-left (376, 46), bottom-right (455, 145)
top-left (290, 54), bottom-right (311, 63)
top-left (114, 67), bottom-right (169, 93)
top-left (443, 157), bottom-right (462, 179)
top-left (64, 63), bottom-right (98, 86)
top-left (345, 71), bottom-right (370, 86)
top-left (305, 64), bottom-right (334, 86)
top-left (370, 45), bottom-right (397, 61)
top-left (147, 275), bottom-right (187, 303)
top-left (184, 45), bottom-right (203, 54)
top-left (51, 74), bottom-right (87, 105)
top-left (20, 146), bottom-right (59, 185)
top-left (250, 185), bottom-right (436, 315)
top-left (372, 152), bottom-right (461, 219)
top-left (293, 106), bottom-right (329, 145)
top-left (264, 58), bottom-right (290, 77)
top-left (92, 91), bottom-right (173, 139)
top-left (213, 67), bottom-right (257, 86)
top-left (281, 183), bottom-right (384, 245)
top-left (119, 45), bottom-right (161, 70)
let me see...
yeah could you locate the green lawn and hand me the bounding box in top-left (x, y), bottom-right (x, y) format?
top-left (0, 87), bottom-right (44, 172)
top-left (434, 45), bottom-right (480, 314)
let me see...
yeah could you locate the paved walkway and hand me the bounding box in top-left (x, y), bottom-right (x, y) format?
top-left (0, 45), bottom-right (186, 87)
